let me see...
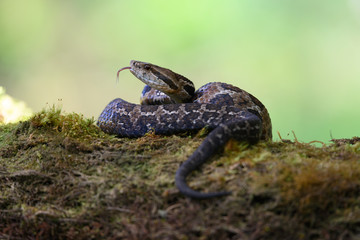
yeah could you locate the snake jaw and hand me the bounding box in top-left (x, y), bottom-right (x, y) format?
top-left (116, 61), bottom-right (169, 90)
top-left (129, 60), bottom-right (176, 90)
top-left (127, 60), bottom-right (195, 103)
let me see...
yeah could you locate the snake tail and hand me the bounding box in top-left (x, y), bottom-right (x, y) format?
top-left (175, 114), bottom-right (262, 199)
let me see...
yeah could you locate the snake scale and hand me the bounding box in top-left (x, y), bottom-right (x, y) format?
top-left (97, 60), bottom-right (272, 199)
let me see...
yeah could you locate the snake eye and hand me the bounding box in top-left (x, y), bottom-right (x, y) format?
top-left (144, 64), bottom-right (151, 70)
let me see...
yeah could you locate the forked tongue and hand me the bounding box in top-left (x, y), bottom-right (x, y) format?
top-left (116, 66), bottom-right (131, 82)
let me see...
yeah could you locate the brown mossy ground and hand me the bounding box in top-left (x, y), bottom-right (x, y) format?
top-left (0, 107), bottom-right (359, 240)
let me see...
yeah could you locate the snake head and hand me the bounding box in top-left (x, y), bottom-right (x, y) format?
top-left (118, 60), bottom-right (195, 103)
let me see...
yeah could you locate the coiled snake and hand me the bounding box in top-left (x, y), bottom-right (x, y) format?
top-left (97, 60), bottom-right (272, 199)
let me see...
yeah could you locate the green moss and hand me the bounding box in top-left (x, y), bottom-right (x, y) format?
top-left (0, 107), bottom-right (359, 239)
top-left (30, 105), bottom-right (106, 139)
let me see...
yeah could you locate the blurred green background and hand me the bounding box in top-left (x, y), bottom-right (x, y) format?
top-left (0, 0), bottom-right (359, 142)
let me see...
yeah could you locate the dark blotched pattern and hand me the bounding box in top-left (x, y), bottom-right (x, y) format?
top-left (97, 82), bottom-right (271, 199)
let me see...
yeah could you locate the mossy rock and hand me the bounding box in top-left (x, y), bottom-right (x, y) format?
top-left (0, 107), bottom-right (359, 239)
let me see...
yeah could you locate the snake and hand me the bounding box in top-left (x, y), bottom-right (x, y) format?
top-left (97, 60), bottom-right (272, 199)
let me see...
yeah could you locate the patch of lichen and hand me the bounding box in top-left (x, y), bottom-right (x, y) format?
top-left (0, 107), bottom-right (360, 239)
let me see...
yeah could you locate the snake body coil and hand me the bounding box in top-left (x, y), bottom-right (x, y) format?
top-left (97, 60), bottom-right (272, 199)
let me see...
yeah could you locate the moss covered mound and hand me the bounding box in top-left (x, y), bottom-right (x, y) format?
top-left (0, 107), bottom-right (359, 239)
